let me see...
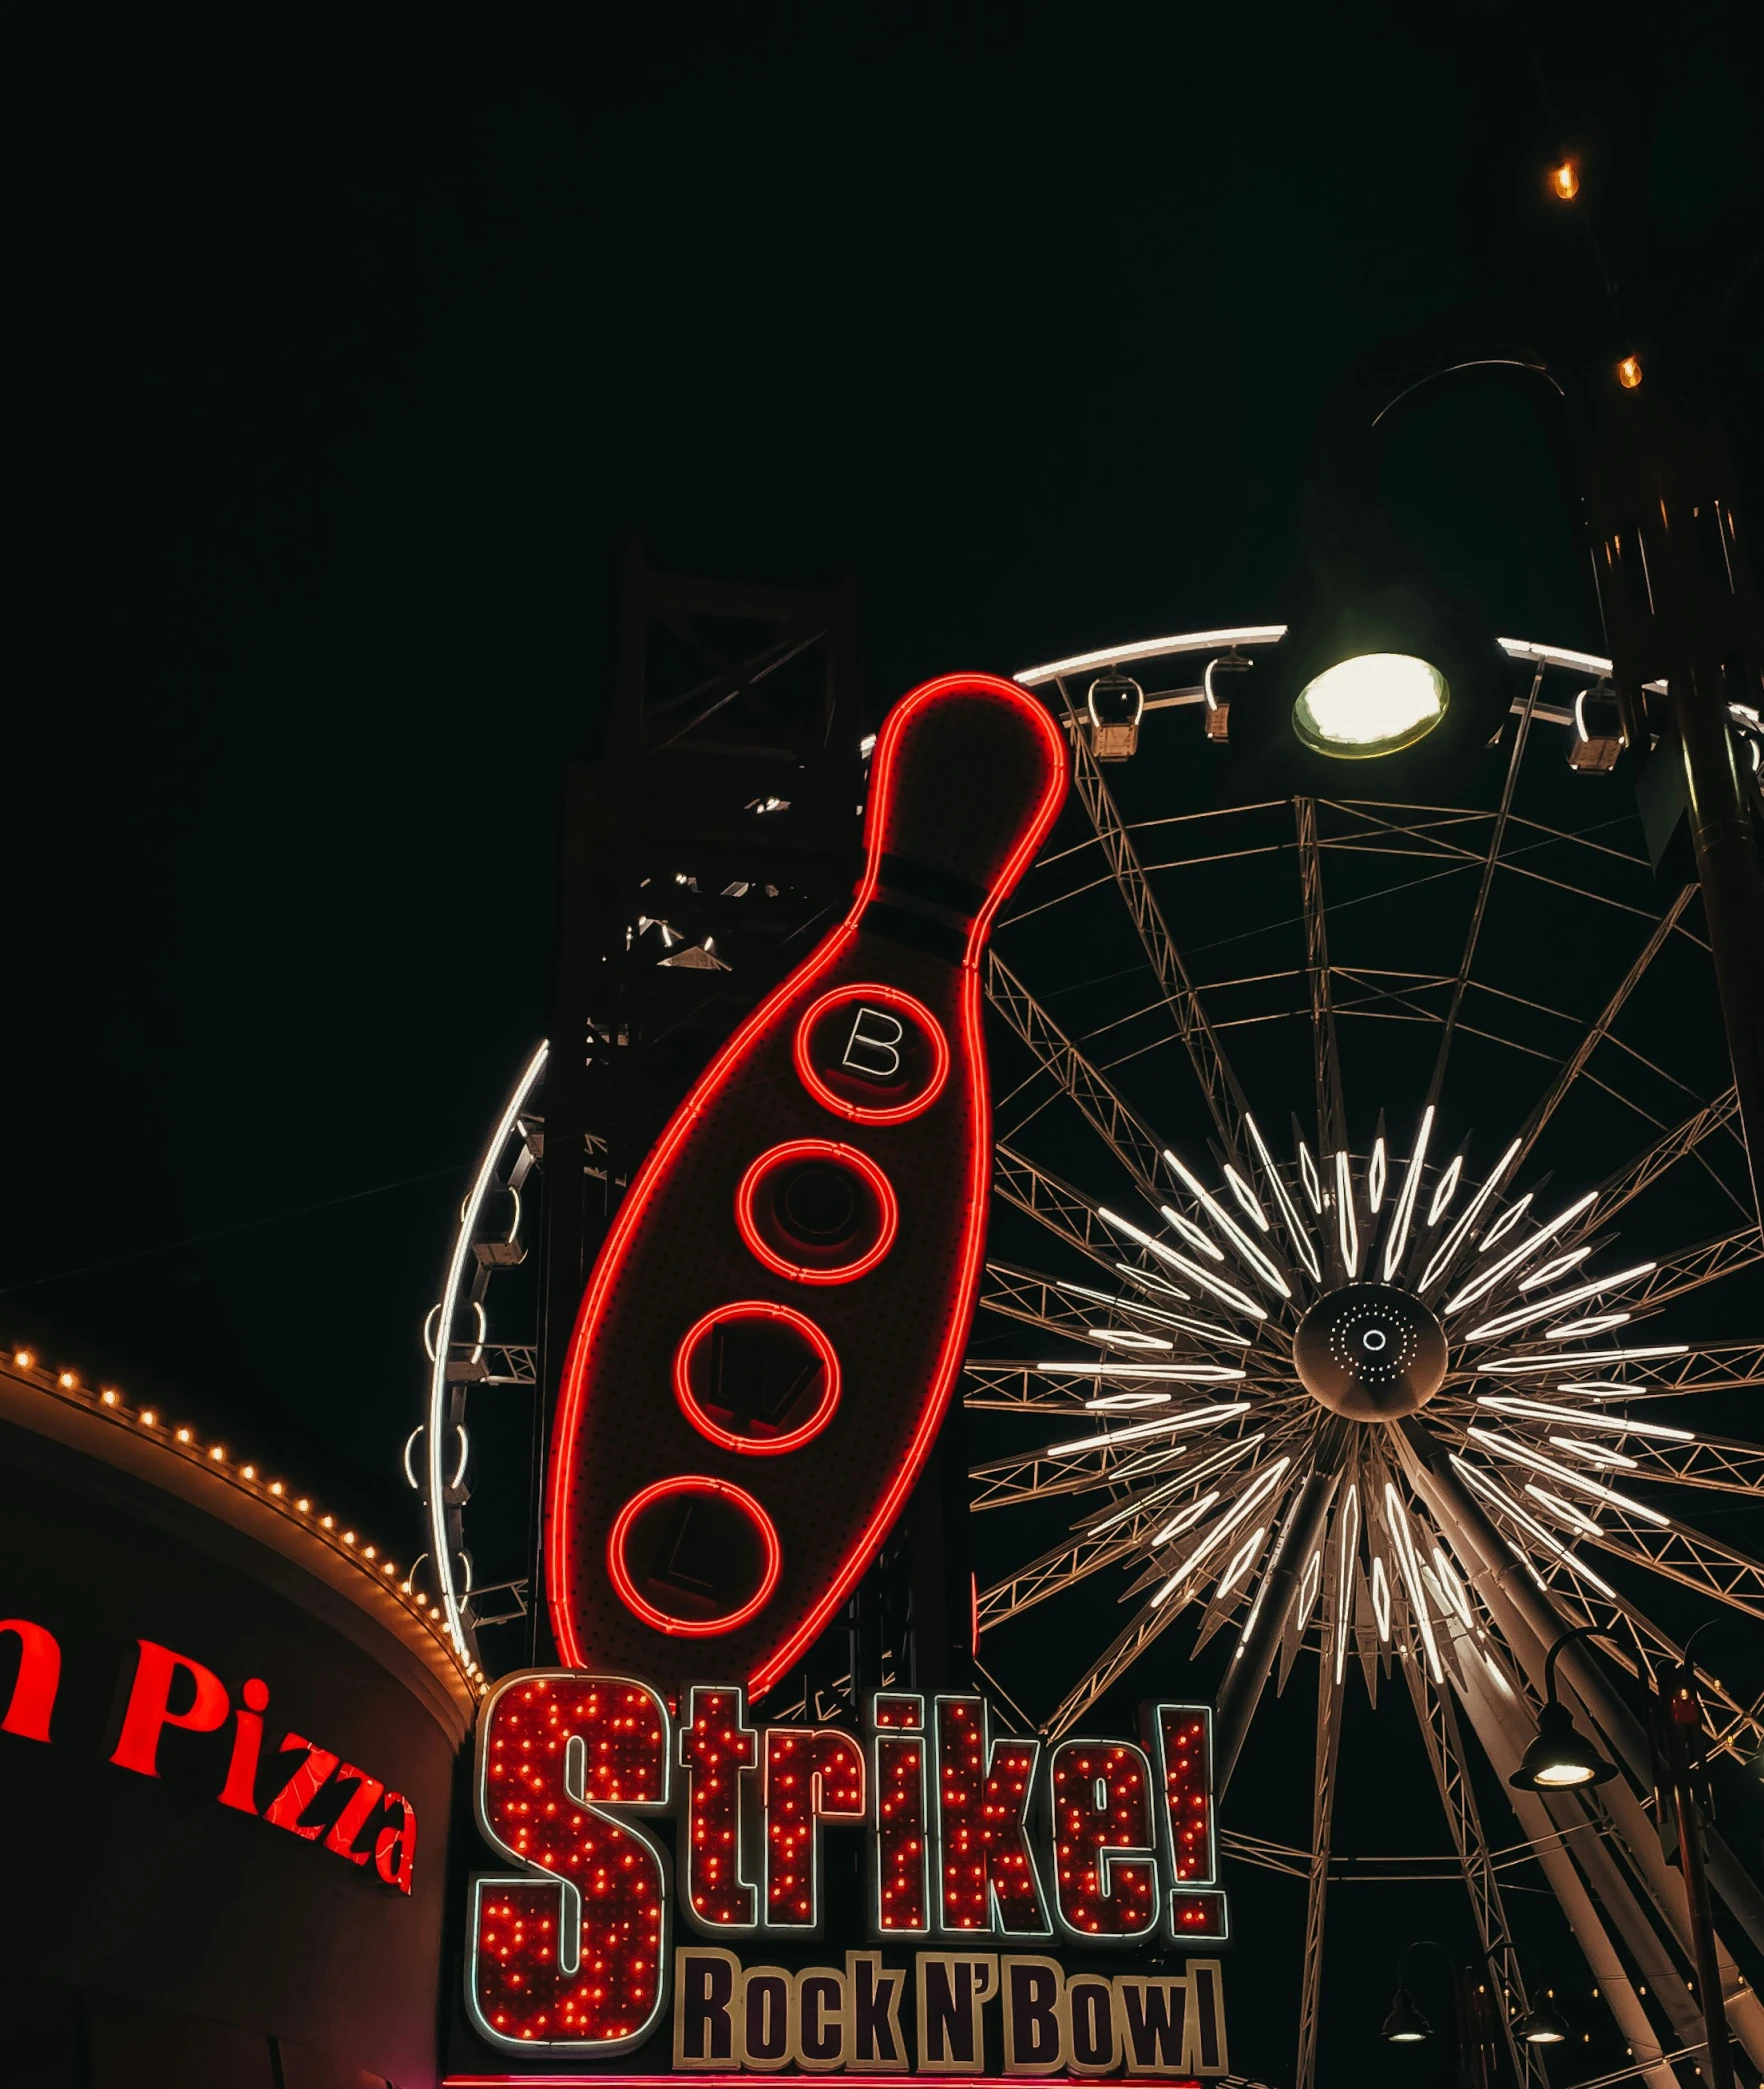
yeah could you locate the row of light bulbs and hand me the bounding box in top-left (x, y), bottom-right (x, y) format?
top-left (10, 1346), bottom-right (486, 1695)
top-left (1546, 158), bottom-right (1644, 392)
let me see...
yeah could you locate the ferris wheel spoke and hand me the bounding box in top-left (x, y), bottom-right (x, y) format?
top-left (1605, 1225), bottom-right (1764, 1315)
top-left (986, 951), bottom-right (1173, 1201)
top-left (1049, 676), bottom-right (1249, 1153)
top-left (1469, 1398), bottom-right (1764, 1497)
top-left (1424, 666), bottom-right (1542, 1117)
top-left (1572, 1085), bottom-right (1744, 1242)
top-left (1513, 886), bottom-right (1696, 1171)
top-left (1464, 1435), bottom-right (1764, 1617)
top-left (975, 1260), bottom-right (1255, 1354)
top-left (975, 1434), bottom-right (1271, 1629)
top-left (994, 1142), bottom-right (1146, 1275)
top-left (1295, 797), bottom-right (1347, 1155)
top-left (1293, 1593), bottom-right (1345, 2089)
top-left (967, 1405), bottom-right (1261, 1512)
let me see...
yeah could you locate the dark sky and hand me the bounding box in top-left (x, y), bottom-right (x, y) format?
top-left (11, 5), bottom-right (1761, 2078)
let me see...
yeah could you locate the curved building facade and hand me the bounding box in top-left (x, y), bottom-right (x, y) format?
top-left (1, 1354), bottom-right (476, 2088)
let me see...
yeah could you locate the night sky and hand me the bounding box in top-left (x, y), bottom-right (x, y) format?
top-left (11, 6), bottom-right (1762, 2083)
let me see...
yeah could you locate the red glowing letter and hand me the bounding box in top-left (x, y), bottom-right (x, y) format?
top-left (324, 1764), bottom-right (387, 1866)
top-left (933, 1695), bottom-right (1048, 1935)
top-left (0, 1617), bottom-right (60, 1743)
top-left (761, 1724), bottom-right (865, 1928)
top-left (374, 1790), bottom-right (417, 1894)
top-left (263, 1733), bottom-right (340, 1840)
top-left (1145, 1702), bottom-right (1228, 1941)
top-left (469, 1671), bottom-right (670, 2052)
top-left (680, 1686), bottom-right (757, 1929)
top-left (870, 1692), bottom-right (929, 1934)
top-left (216, 1676), bottom-right (269, 1814)
top-left (109, 1639), bottom-right (229, 1777)
top-left (1048, 1738), bottom-right (1160, 1940)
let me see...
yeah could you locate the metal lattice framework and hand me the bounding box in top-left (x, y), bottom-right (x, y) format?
top-left (973, 628), bottom-right (1764, 2085)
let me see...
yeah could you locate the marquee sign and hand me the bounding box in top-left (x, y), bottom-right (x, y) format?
top-left (453, 676), bottom-right (1235, 2081)
top-left (459, 1674), bottom-right (1230, 2078)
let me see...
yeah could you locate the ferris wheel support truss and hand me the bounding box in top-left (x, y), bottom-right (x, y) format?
top-left (1400, 1650), bottom-right (1545, 2089)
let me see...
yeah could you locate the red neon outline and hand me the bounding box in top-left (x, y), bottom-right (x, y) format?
top-left (607, 1476), bottom-right (783, 1637)
top-left (673, 1301), bottom-right (841, 1455)
top-left (548, 673), bottom-right (1068, 1693)
top-left (792, 982), bottom-right (951, 1125)
top-left (734, 1139), bottom-right (899, 1285)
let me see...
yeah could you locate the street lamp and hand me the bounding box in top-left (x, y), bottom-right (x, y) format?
top-left (1515, 1995), bottom-right (1571, 2044)
top-left (1510, 1625), bottom-right (1620, 1791)
top-left (1292, 651), bottom-right (1449, 758)
top-left (1380, 1987), bottom-right (1431, 2043)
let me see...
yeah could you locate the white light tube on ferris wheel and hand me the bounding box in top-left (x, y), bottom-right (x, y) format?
top-left (1445, 1190), bottom-right (1598, 1312)
top-left (1243, 1113), bottom-right (1322, 1282)
top-left (1426, 1155), bottom-right (1463, 1227)
top-left (1149, 1455), bottom-right (1293, 1608)
top-left (1546, 1435), bottom-right (1639, 1469)
top-left (1545, 1313), bottom-right (1631, 1341)
top-left (1416, 1136), bottom-right (1522, 1293)
top-left (1034, 1360), bottom-right (1248, 1380)
top-left (1449, 1455), bottom-right (1623, 1599)
top-left (424, 1037), bottom-right (549, 1658)
top-left (1223, 1164), bottom-right (1273, 1232)
top-left (1464, 1262), bottom-right (1654, 1342)
top-left (1381, 1106), bottom-right (1434, 1282)
top-left (1383, 1482), bottom-right (1443, 1681)
top-left (1520, 1248), bottom-right (1593, 1291)
top-left (1479, 1193), bottom-right (1533, 1251)
top-left (1213, 1526), bottom-right (1269, 1604)
top-left (1044, 1401), bottom-right (1250, 1458)
top-left (1159, 1205), bottom-right (1228, 1261)
top-left (1333, 1483), bottom-right (1360, 1686)
top-left (1013, 626), bottom-right (1289, 689)
top-left (1465, 1426), bottom-right (1673, 1526)
top-left (1087, 1432), bottom-right (1267, 1539)
top-left (1478, 1343), bottom-right (1686, 1374)
top-left (1162, 1151), bottom-right (1291, 1296)
top-left (1524, 1485), bottom-right (1604, 1538)
top-left (1099, 1208), bottom-right (1266, 1318)
top-left (1334, 1150), bottom-right (1360, 1276)
top-left (1474, 1395), bottom-right (1695, 1441)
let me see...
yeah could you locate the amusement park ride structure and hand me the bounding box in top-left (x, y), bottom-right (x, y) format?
top-left (410, 359), bottom-right (1764, 2086)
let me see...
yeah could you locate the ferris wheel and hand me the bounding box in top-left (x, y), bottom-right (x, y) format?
top-left (970, 626), bottom-right (1764, 2089)
top-left (413, 622), bottom-right (1764, 2088)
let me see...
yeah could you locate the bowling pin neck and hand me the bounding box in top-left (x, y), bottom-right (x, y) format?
top-left (854, 674), bottom-right (1069, 959)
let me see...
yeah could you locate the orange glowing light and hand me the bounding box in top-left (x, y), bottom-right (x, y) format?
top-left (1617, 355), bottom-right (1643, 390)
top-left (1550, 160), bottom-right (1579, 201)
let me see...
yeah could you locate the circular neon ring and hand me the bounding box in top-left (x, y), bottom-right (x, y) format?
top-left (792, 983), bottom-right (951, 1125)
top-left (606, 1475), bottom-right (782, 1637)
top-left (673, 1301), bottom-right (841, 1455)
top-left (734, 1139), bottom-right (899, 1285)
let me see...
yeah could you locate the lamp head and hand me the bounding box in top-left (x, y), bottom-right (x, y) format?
top-left (1516, 1997), bottom-right (1570, 2045)
top-left (1293, 650), bottom-right (1449, 758)
top-left (1508, 1699), bottom-right (1619, 1790)
top-left (1214, 582), bottom-right (1519, 803)
top-left (1381, 1987), bottom-right (1432, 2043)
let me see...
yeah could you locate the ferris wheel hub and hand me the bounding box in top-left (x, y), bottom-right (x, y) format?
top-left (1292, 1281), bottom-right (1448, 1421)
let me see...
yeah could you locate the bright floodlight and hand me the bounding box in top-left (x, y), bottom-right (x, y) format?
top-left (1293, 651), bottom-right (1449, 757)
